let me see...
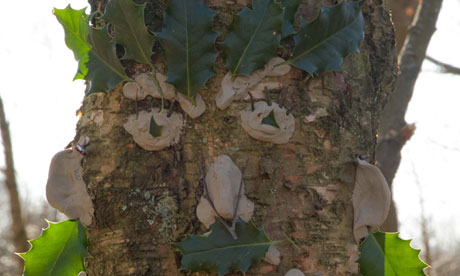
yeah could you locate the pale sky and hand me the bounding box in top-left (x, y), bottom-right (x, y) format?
top-left (0, 0), bottom-right (459, 253)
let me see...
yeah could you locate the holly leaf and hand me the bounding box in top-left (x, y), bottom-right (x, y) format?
top-left (86, 25), bottom-right (130, 94)
top-left (261, 110), bottom-right (280, 128)
top-left (19, 220), bottom-right (88, 276)
top-left (54, 5), bottom-right (90, 80)
top-left (358, 232), bottom-right (428, 276)
top-left (102, 0), bottom-right (156, 65)
top-left (156, 0), bottom-right (218, 98)
top-left (176, 219), bottom-right (272, 276)
top-left (289, 1), bottom-right (364, 74)
top-left (279, 0), bottom-right (302, 37)
top-left (149, 116), bottom-right (163, 137)
top-left (224, 0), bottom-right (283, 77)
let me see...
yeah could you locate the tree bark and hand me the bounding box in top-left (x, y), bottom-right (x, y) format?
top-left (79, 0), bottom-right (396, 275)
top-left (377, 0), bottom-right (443, 232)
top-left (0, 97), bottom-right (29, 271)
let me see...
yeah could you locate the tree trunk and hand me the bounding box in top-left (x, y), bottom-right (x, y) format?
top-left (79, 0), bottom-right (396, 275)
top-left (0, 97), bottom-right (29, 271)
top-left (377, 0), bottom-right (443, 232)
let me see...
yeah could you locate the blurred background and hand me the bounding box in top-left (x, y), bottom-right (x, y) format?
top-left (0, 0), bottom-right (459, 275)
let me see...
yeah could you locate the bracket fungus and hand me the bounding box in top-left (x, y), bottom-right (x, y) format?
top-left (216, 57), bottom-right (291, 109)
top-left (176, 93), bottom-right (206, 119)
top-left (264, 246), bottom-right (280, 265)
top-left (46, 144), bottom-right (93, 226)
top-left (196, 155), bottom-right (254, 228)
top-left (123, 109), bottom-right (183, 151)
top-left (123, 72), bottom-right (175, 100)
top-left (240, 101), bottom-right (295, 144)
top-left (352, 157), bottom-right (391, 243)
top-left (284, 269), bottom-right (306, 276)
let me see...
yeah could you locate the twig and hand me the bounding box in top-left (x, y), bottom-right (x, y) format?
top-left (167, 100), bottom-right (176, 118)
top-left (264, 86), bottom-right (272, 106)
top-left (279, 87), bottom-right (287, 108)
top-left (135, 90), bottom-right (139, 119)
top-left (200, 155), bottom-right (238, 239)
top-left (286, 103), bottom-right (297, 115)
top-left (426, 55), bottom-right (460, 75)
top-left (231, 159), bottom-right (249, 231)
top-left (248, 92), bottom-right (255, 111)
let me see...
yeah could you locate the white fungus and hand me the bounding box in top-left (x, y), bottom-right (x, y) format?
top-left (46, 146), bottom-right (93, 226)
top-left (196, 155), bottom-right (254, 228)
top-left (176, 93), bottom-right (206, 119)
top-left (240, 101), bottom-right (295, 144)
top-left (123, 72), bottom-right (175, 100)
top-left (216, 57), bottom-right (291, 109)
top-left (284, 269), bottom-right (306, 276)
top-left (264, 246), bottom-right (280, 265)
top-left (352, 158), bottom-right (391, 243)
top-left (123, 109), bottom-right (183, 151)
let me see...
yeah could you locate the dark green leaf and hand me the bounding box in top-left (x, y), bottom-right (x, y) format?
top-left (261, 110), bottom-right (280, 128)
top-left (86, 25), bottom-right (129, 94)
top-left (149, 116), bottom-right (163, 137)
top-left (279, 0), bottom-right (302, 37)
top-left (54, 5), bottom-right (90, 80)
top-left (102, 0), bottom-right (156, 65)
top-left (19, 220), bottom-right (88, 276)
top-left (176, 219), bottom-right (272, 276)
top-left (224, 0), bottom-right (283, 76)
top-left (290, 1), bottom-right (364, 74)
top-left (156, 0), bottom-right (218, 98)
top-left (358, 232), bottom-right (428, 276)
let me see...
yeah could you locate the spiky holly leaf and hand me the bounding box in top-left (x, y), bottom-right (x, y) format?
top-left (86, 25), bottom-right (130, 94)
top-left (176, 219), bottom-right (272, 276)
top-left (54, 5), bottom-right (90, 80)
top-left (358, 232), bottom-right (428, 276)
top-left (289, 1), bottom-right (364, 74)
top-left (149, 116), bottom-right (163, 137)
top-left (224, 0), bottom-right (283, 77)
top-left (261, 110), bottom-right (280, 128)
top-left (19, 220), bottom-right (88, 276)
top-left (279, 0), bottom-right (302, 37)
top-left (102, 0), bottom-right (156, 65)
top-left (156, 0), bottom-right (218, 98)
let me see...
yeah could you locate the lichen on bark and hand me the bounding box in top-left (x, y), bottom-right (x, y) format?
top-left (76, 0), bottom-right (397, 275)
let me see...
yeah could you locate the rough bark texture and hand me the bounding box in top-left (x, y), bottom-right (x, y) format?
top-left (78, 0), bottom-right (396, 275)
top-left (0, 97), bottom-right (29, 270)
top-left (377, 0), bottom-right (443, 232)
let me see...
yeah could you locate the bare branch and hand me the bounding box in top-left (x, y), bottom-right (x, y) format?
top-left (231, 159), bottom-right (249, 231)
top-left (426, 55), bottom-right (460, 75)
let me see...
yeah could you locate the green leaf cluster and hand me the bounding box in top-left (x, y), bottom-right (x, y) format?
top-left (289, 1), bottom-right (365, 74)
top-left (358, 232), bottom-right (428, 276)
top-left (56, 0), bottom-right (365, 96)
top-left (149, 116), bottom-right (163, 137)
top-left (53, 6), bottom-right (90, 81)
top-left (261, 110), bottom-right (280, 128)
top-left (19, 220), bottom-right (88, 276)
top-left (175, 219), bottom-right (272, 276)
top-left (157, 0), bottom-right (218, 98)
top-left (223, 0), bottom-right (283, 77)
